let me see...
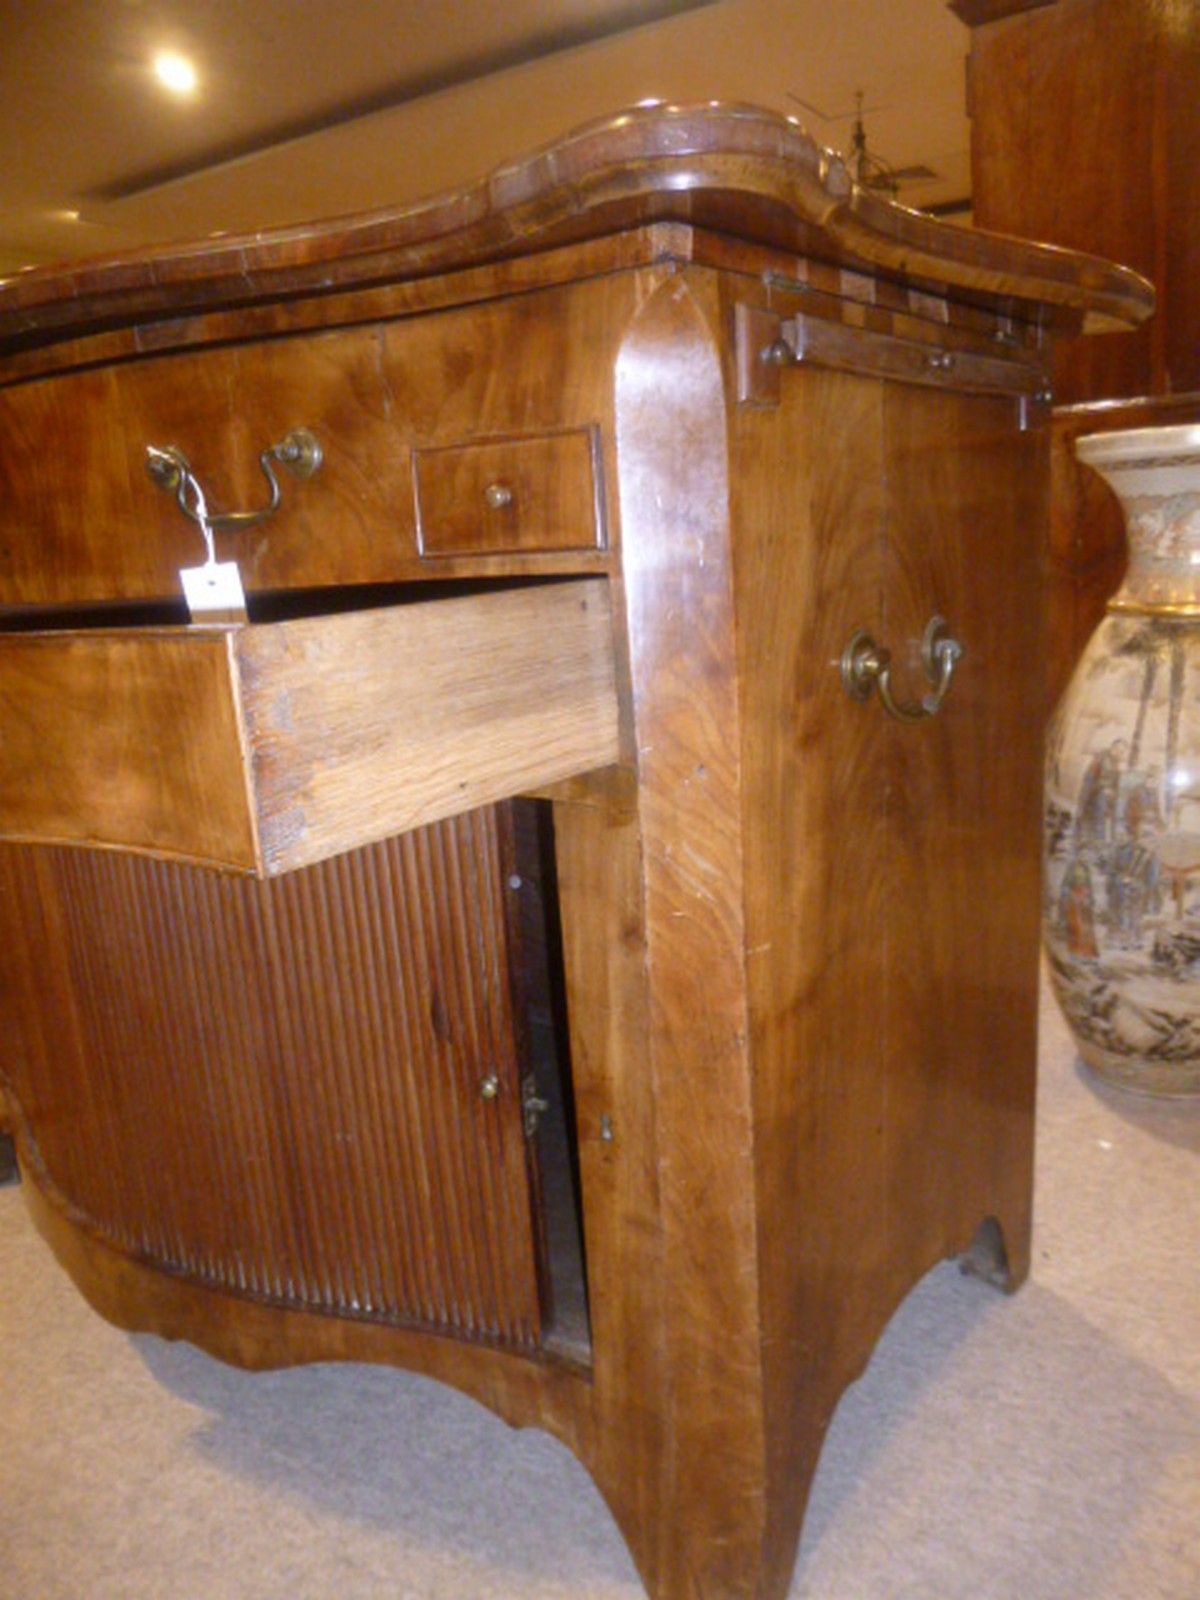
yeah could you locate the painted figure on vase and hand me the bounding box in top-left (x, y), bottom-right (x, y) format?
top-left (1044, 424), bottom-right (1200, 1096)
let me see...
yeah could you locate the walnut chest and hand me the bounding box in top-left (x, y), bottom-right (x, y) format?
top-left (0, 103), bottom-right (1151, 1600)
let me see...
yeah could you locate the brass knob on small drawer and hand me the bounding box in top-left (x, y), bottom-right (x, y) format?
top-left (483, 482), bottom-right (514, 510)
top-left (478, 1074), bottom-right (500, 1100)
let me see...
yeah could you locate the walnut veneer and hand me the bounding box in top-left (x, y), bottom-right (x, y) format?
top-left (0, 104), bottom-right (1150, 1600)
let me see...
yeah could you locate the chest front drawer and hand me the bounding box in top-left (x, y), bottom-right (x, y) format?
top-left (0, 280), bottom-right (625, 608)
top-left (0, 579), bottom-right (619, 876)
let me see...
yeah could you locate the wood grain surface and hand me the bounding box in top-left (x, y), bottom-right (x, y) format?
top-left (0, 280), bottom-right (629, 606)
top-left (0, 627), bottom-right (259, 868)
top-left (0, 580), bottom-right (619, 874)
top-left (964, 0), bottom-right (1196, 402)
top-left (951, 0), bottom-right (1057, 21)
top-left (414, 427), bottom-right (603, 557)
top-left (0, 102), bottom-right (1151, 361)
top-left (236, 578), bottom-right (620, 873)
top-left (613, 270), bottom-right (766, 1598)
top-left (726, 349), bottom-right (1042, 1589)
top-left (963, 0), bottom-right (1200, 690)
top-left (0, 814), bottom-right (545, 1349)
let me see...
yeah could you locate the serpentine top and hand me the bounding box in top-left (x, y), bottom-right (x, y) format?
top-left (0, 99), bottom-right (1153, 356)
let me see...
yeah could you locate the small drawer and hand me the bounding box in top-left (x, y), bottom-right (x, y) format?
top-left (0, 580), bottom-right (619, 877)
top-left (414, 429), bottom-right (604, 557)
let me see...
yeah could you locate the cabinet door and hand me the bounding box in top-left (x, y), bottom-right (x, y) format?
top-left (0, 807), bottom-right (547, 1351)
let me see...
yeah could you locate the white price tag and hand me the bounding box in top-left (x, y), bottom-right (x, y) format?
top-left (177, 474), bottom-right (246, 619)
top-left (181, 559), bottom-right (246, 617)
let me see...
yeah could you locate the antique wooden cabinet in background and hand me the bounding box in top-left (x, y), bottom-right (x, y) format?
top-left (953, 0), bottom-right (1200, 704)
top-left (0, 106), bottom-right (1149, 1600)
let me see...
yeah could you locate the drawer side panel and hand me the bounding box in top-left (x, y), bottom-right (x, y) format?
top-left (237, 579), bottom-right (621, 874)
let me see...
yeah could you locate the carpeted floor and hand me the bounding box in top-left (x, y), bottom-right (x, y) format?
top-left (1, 974), bottom-right (1197, 1600)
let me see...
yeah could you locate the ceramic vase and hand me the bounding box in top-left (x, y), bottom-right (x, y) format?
top-left (1044, 423), bottom-right (1200, 1097)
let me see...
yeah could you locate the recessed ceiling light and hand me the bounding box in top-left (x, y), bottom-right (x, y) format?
top-left (153, 51), bottom-right (198, 96)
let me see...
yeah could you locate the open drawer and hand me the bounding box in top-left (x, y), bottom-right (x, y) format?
top-left (0, 579), bottom-right (619, 876)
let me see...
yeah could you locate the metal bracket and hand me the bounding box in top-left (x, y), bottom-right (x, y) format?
top-left (736, 303), bottom-right (1048, 406)
top-left (522, 1074), bottom-right (550, 1139)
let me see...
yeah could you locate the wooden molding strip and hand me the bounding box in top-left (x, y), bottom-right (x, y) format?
top-left (0, 102), bottom-right (1152, 357)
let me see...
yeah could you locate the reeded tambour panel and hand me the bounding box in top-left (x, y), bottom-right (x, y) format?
top-left (0, 810), bottom-right (544, 1350)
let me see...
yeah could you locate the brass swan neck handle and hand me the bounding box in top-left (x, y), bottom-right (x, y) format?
top-left (840, 616), bottom-right (963, 724)
top-left (145, 428), bottom-right (322, 534)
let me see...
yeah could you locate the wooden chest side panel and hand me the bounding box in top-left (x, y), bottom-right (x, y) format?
top-left (732, 360), bottom-right (1045, 1585)
top-left (730, 363), bottom-right (891, 1586)
top-left (878, 381), bottom-right (1045, 1259)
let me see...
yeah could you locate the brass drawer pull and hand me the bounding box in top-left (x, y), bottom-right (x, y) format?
top-left (145, 428), bottom-right (322, 533)
top-left (841, 615), bottom-right (963, 724)
top-left (483, 481), bottom-right (514, 510)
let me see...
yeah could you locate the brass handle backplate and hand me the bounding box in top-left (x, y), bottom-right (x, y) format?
top-left (841, 615), bottom-right (963, 724)
top-left (145, 428), bottom-right (322, 533)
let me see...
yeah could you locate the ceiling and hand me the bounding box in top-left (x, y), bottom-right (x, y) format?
top-left (0, 0), bottom-right (974, 280)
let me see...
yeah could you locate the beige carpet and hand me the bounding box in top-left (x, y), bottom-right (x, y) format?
top-left (1, 974), bottom-right (1198, 1600)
